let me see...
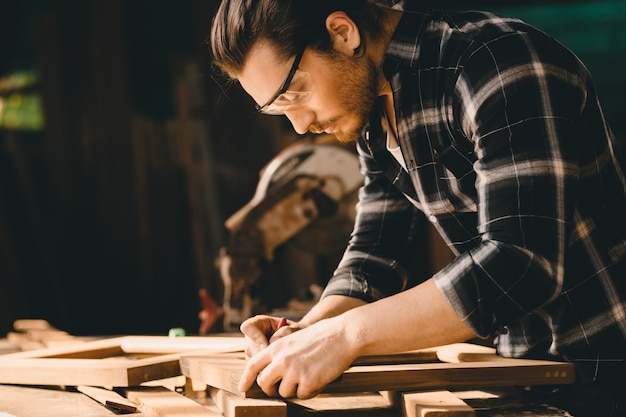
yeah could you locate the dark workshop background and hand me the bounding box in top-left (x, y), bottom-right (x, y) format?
top-left (1, 0), bottom-right (624, 336)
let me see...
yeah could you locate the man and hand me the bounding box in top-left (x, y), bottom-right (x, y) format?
top-left (209, 0), bottom-right (626, 414)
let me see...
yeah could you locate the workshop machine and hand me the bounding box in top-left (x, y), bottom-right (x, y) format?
top-left (215, 138), bottom-right (363, 331)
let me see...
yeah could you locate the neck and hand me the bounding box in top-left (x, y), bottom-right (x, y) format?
top-left (373, 8), bottom-right (402, 138)
top-left (371, 8), bottom-right (402, 95)
top-left (372, 8), bottom-right (403, 65)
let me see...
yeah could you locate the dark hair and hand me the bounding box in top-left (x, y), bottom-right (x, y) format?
top-left (209, 0), bottom-right (386, 77)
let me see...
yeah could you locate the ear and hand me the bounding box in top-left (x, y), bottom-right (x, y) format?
top-left (326, 11), bottom-right (361, 56)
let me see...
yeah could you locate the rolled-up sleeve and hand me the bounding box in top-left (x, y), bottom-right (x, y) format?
top-left (322, 137), bottom-right (426, 302)
top-left (433, 30), bottom-right (587, 338)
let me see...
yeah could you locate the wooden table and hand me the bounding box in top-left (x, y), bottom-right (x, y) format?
top-left (0, 383), bottom-right (575, 417)
top-left (0, 384), bottom-right (145, 417)
top-left (0, 336), bottom-right (573, 417)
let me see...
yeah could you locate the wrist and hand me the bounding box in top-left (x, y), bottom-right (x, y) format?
top-left (339, 308), bottom-right (370, 359)
top-left (299, 295), bottom-right (367, 328)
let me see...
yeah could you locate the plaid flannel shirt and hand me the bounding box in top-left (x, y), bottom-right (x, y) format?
top-left (321, 4), bottom-right (626, 378)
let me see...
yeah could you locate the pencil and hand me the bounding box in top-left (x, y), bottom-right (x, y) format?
top-left (276, 317), bottom-right (287, 331)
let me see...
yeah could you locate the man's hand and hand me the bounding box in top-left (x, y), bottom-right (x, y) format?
top-left (235, 280), bottom-right (477, 399)
top-left (240, 315), bottom-right (299, 358)
top-left (237, 316), bottom-right (357, 399)
top-left (236, 295), bottom-right (368, 397)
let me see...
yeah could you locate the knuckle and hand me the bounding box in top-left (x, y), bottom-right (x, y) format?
top-left (297, 383), bottom-right (320, 399)
top-left (278, 385), bottom-right (295, 398)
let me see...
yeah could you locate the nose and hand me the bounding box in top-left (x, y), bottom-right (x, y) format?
top-left (284, 108), bottom-right (315, 135)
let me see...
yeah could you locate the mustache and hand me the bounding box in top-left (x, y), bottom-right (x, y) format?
top-left (309, 120), bottom-right (335, 134)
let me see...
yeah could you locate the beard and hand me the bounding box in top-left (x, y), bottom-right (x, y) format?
top-left (311, 54), bottom-right (382, 143)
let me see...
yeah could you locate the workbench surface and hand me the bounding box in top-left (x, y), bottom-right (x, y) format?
top-left (0, 383), bottom-right (573, 417)
top-left (0, 384), bottom-right (145, 417)
top-left (0, 337), bottom-right (572, 417)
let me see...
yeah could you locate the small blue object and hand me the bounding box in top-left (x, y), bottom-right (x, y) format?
top-left (168, 328), bottom-right (186, 337)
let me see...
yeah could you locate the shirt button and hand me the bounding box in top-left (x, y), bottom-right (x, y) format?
top-left (428, 215), bottom-right (438, 223)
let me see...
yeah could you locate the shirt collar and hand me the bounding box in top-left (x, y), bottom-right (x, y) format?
top-left (383, 3), bottom-right (432, 79)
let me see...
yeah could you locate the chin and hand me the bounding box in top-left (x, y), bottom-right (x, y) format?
top-left (333, 130), bottom-right (360, 144)
top-left (333, 119), bottom-right (367, 144)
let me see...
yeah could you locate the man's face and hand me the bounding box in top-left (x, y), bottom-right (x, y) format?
top-left (238, 41), bottom-right (381, 143)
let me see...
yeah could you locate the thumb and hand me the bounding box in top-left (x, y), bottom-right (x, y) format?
top-left (240, 316), bottom-right (273, 356)
top-left (241, 320), bottom-right (269, 342)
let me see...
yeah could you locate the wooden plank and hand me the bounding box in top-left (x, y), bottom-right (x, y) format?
top-left (77, 385), bottom-right (138, 413)
top-left (456, 388), bottom-right (573, 417)
top-left (0, 336), bottom-right (137, 359)
top-left (435, 344), bottom-right (503, 364)
top-left (354, 347), bottom-right (439, 365)
top-left (0, 384), bottom-right (131, 417)
top-left (322, 360), bottom-right (575, 395)
top-left (181, 356), bottom-right (245, 396)
top-left (180, 352), bottom-right (575, 399)
top-left (13, 319), bottom-right (54, 331)
top-left (6, 332), bottom-right (47, 351)
top-left (402, 390), bottom-right (475, 417)
top-left (6, 329), bottom-right (78, 350)
top-left (123, 386), bottom-right (222, 417)
top-left (120, 335), bottom-right (244, 354)
top-left (0, 353), bottom-right (183, 387)
top-left (0, 335), bottom-right (245, 387)
top-left (7, 319), bottom-right (96, 352)
top-left (209, 386), bottom-right (287, 417)
top-left (288, 392), bottom-right (394, 415)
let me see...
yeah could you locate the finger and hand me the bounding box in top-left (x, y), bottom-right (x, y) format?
top-left (237, 349), bottom-right (271, 393)
top-left (244, 336), bottom-right (264, 359)
top-left (276, 378), bottom-right (298, 398)
top-left (255, 366), bottom-right (282, 397)
top-left (240, 317), bottom-right (271, 347)
top-left (268, 324), bottom-right (294, 344)
top-left (296, 383), bottom-right (322, 399)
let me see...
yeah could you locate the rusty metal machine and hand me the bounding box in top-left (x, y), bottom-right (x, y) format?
top-left (215, 138), bottom-right (363, 330)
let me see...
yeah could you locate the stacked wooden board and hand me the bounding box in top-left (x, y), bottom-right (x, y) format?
top-left (0, 334), bottom-right (246, 387)
top-left (0, 322), bottom-right (576, 416)
top-left (179, 343), bottom-right (575, 398)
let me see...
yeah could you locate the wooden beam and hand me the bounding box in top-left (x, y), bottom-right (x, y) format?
top-left (180, 349), bottom-right (575, 398)
top-left (355, 347), bottom-right (440, 365)
top-left (288, 392), bottom-right (394, 416)
top-left (123, 386), bottom-right (222, 417)
top-left (402, 390), bottom-right (475, 417)
top-left (77, 385), bottom-right (137, 414)
top-left (316, 360), bottom-right (574, 396)
top-left (0, 335), bottom-right (244, 387)
top-left (209, 387), bottom-right (287, 417)
top-left (435, 343), bottom-right (503, 364)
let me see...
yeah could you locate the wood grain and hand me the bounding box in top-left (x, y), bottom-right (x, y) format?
top-left (288, 392), bottom-right (393, 414)
top-left (0, 384), bottom-right (130, 417)
top-left (123, 386), bottom-right (222, 417)
top-left (77, 385), bottom-right (137, 413)
top-left (402, 390), bottom-right (475, 417)
top-left (209, 386), bottom-right (287, 417)
top-left (435, 344), bottom-right (503, 364)
top-left (0, 335), bottom-right (245, 387)
top-left (180, 347), bottom-right (575, 399)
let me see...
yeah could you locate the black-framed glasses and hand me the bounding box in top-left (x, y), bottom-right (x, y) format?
top-left (255, 47), bottom-right (311, 115)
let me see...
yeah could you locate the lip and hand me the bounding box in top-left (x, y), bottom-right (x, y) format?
top-left (324, 124), bottom-right (335, 134)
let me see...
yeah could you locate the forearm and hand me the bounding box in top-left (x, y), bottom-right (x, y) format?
top-left (299, 295), bottom-right (367, 327)
top-left (340, 278), bottom-right (477, 356)
top-left (238, 278), bottom-right (477, 398)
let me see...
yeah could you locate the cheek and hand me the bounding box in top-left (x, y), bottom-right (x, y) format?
top-left (311, 79), bottom-right (349, 117)
top-left (308, 63), bottom-right (349, 109)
